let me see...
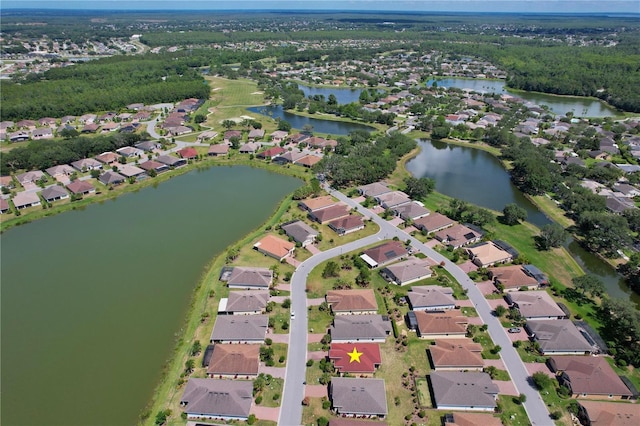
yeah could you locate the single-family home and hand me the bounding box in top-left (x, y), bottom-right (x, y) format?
top-left (430, 371), bottom-right (498, 411)
top-left (247, 128), bottom-right (265, 141)
top-left (326, 289), bottom-right (378, 315)
top-left (257, 146), bottom-right (285, 160)
top-left (576, 400), bottom-right (639, 426)
top-left (209, 315), bottom-right (268, 344)
top-left (16, 170), bottom-right (46, 186)
top-left (434, 224), bottom-right (483, 249)
top-left (223, 130), bottom-right (242, 143)
top-left (156, 155), bottom-right (187, 168)
top-left (253, 234), bottom-right (295, 261)
top-left (360, 240), bottom-right (408, 268)
top-left (98, 171), bottom-right (126, 186)
top-left (270, 130), bottom-right (289, 143)
top-left (206, 344), bottom-right (260, 378)
top-left (548, 356), bottom-right (634, 400)
top-left (100, 122), bottom-right (120, 133)
top-left (218, 290), bottom-right (269, 315)
top-left (281, 220), bottom-right (318, 247)
top-left (288, 133), bottom-right (310, 144)
top-left (177, 147), bottom-right (198, 160)
top-left (413, 212), bottom-right (456, 234)
top-left (95, 152), bottom-right (119, 165)
top-left (428, 339), bottom-right (484, 371)
top-left (45, 164), bottom-right (75, 179)
top-left (295, 154), bottom-right (322, 168)
top-left (118, 164), bottom-right (146, 179)
top-left (116, 146), bottom-right (144, 158)
top-left (407, 285), bottom-right (456, 311)
top-left (16, 119), bottom-right (37, 130)
top-left (415, 310), bottom-right (468, 339)
top-left (71, 158), bottom-right (102, 172)
top-left (393, 202), bottom-right (430, 221)
top-left (239, 142), bottom-right (260, 154)
top-left (278, 150), bottom-right (307, 164)
top-left (0, 198), bottom-right (11, 214)
top-left (358, 182), bottom-right (391, 198)
top-left (381, 258), bottom-right (434, 286)
top-left (329, 343), bottom-right (382, 376)
top-left (9, 131), bottom-right (30, 142)
top-left (506, 291), bottom-right (567, 320)
top-left (208, 144), bottom-right (230, 156)
top-left (466, 241), bottom-right (514, 268)
top-left (329, 215), bottom-right (365, 236)
top-left (196, 131), bottom-right (218, 143)
top-left (488, 265), bottom-right (540, 292)
top-left (81, 123), bottom-right (99, 133)
top-left (165, 125), bottom-right (192, 136)
top-left (0, 175), bottom-right (13, 189)
top-left (299, 195), bottom-right (337, 213)
top-left (223, 266), bottom-right (273, 289)
top-left (138, 160), bottom-right (169, 174)
top-left (375, 191), bottom-right (411, 210)
top-left (525, 320), bottom-right (595, 355)
top-left (135, 141), bottom-right (161, 152)
top-left (443, 412), bottom-right (502, 426)
top-left (329, 315), bottom-right (392, 343)
top-left (66, 180), bottom-right (96, 195)
top-left (180, 378), bottom-right (253, 421)
top-left (38, 117), bottom-right (57, 127)
top-left (12, 191), bottom-right (41, 209)
top-left (31, 127), bottom-right (54, 140)
top-left (308, 204), bottom-right (350, 224)
top-left (330, 377), bottom-right (388, 418)
top-left (41, 186), bottom-right (69, 202)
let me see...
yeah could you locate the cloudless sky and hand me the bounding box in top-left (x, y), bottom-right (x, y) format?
top-left (2, 0), bottom-right (638, 14)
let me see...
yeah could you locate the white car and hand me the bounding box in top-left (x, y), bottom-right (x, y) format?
top-left (290, 311), bottom-right (295, 320)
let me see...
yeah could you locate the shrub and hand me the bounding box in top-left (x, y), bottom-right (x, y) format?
top-left (247, 414), bottom-right (257, 425)
top-left (255, 396), bottom-right (263, 404)
top-left (550, 411), bottom-right (562, 420)
top-left (306, 359), bottom-right (314, 367)
top-left (265, 338), bottom-right (272, 345)
top-left (317, 417), bottom-right (329, 426)
top-left (273, 393), bottom-right (280, 400)
top-left (279, 355), bottom-right (286, 363)
top-left (322, 400), bottom-right (331, 409)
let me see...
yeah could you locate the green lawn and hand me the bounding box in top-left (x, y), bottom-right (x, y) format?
top-left (307, 305), bottom-right (333, 334)
top-left (415, 377), bottom-right (433, 408)
top-left (498, 396), bottom-right (532, 426)
top-left (257, 377), bottom-right (284, 408)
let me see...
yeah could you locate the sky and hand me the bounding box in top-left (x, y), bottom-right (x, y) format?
top-left (1, 0), bottom-right (638, 14)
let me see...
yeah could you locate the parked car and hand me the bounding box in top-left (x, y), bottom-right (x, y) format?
top-left (508, 327), bottom-right (521, 333)
top-left (290, 311), bottom-right (295, 320)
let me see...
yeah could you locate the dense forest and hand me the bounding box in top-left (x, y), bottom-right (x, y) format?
top-left (0, 55), bottom-right (210, 121)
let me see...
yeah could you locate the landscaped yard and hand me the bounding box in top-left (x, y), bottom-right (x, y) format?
top-left (256, 377), bottom-right (284, 408)
top-left (498, 395), bottom-right (533, 426)
top-left (307, 305), bottom-right (333, 334)
top-left (415, 377), bottom-right (432, 408)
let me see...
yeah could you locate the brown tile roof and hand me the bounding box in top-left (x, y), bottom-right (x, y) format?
top-left (577, 401), bottom-right (639, 426)
top-left (207, 344), bottom-right (260, 376)
top-left (447, 412), bottom-right (503, 426)
top-left (413, 212), bottom-right (455, 233)
top-left (180, 378), bottom-right (252, 418)
top-left (329, 215), bottom-right (364, 233)
top-left (253, 234), bottom-right (295, 259)
top-left (330, 377), bottom-right (388, 416)
top-left (329, 419), bottom-right (388, 426)
top-left (415, 311), bottom-right (468, 337)
top-left (95, 152), bottom-right (119, 164)
top-left (329, 343), bottom-right (382, 374)
top-left (66, 180), bottom-right (95, 194)
top-left (506, 291), bottom-right (566, 319)
top-left (428, 339), bottom-right (483, 370)
top-left (467, 242), bottom-right (513, 267)
top-left (310, 204), bottom-right (350, 223)
top-left (208, 144), bottom-right (230, 155)
top-left (488, 265), bottom-right (538, 290)
top-left (224, 290), bottom-right (269, 313)
top-left (549, 356), bottom-right (633, 397)
top-left (361, 240), bottom-right (408, 265)
top-left (430, 371), bottom-right (498, 410)
top-left (299, 195), bottom-right (337, 211)
top-left (226, 267), bottom-right (273, 288)
top-left (434, 224), bottom-right (482, 247)
top-left (358, 182), bottom-right (391, 197)
top-left (296, 155), bottom-right (322, 167)
top-left (138, 160), bottom-right (167, 172)
top-left (326, 289), bottom-right (378, 313)
top-left (382, 258), bottom-right (434, 285)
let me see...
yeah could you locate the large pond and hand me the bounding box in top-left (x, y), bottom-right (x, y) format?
top-left (0, 166), bottom-right (301, 426)
top-left (299, 84), bottom-right (363, 105)
top-left (427, 78), bottom-right (622, 118)
top-left (406, 139), bottom-right (639, 306)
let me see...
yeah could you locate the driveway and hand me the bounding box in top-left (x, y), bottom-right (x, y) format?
top-left (306, 298), bottom-right (325, 307)
top-left (305, 384), bottom-right (328, 398)
top-left (258, 364), bottom-right (286, 379)
top-left (250, 404), bottom-right (280, 423)
top-left (477, 280), bottom-right (498, 295)
top-left (306, 245), bottom-right (322, 255)
top-left (307, 350), bottom-right (327, 361)
top-left (267, 333), bottom-right (289, 344)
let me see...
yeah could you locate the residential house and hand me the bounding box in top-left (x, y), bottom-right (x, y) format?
top-left (308, 204), bottom-right (350, 224)
top-left (98, 171), bottom-right (126, 186)
top-left (253, 234), bottom-right (295, 261)
top-left (0, 175), bottom-right (14, 189)
top-left (31, 127), bottom-right (54, 140)
top-left (295, 154), bottom-right (322, 168)
top-left (118, 164), bottom-right (146, 180)
top-left (177, 147), bottom-right (198, 160)
top-left (430, 371), bottom-right (498, 411)
top-left (78, 114), bottom-right (97, 124)
top-left (0, 198), bottom-right (10, 214)
top-left (270, 130), bottom-right (289, 143)
top-left (206, 344), bottom-right (260, 378)
top-left (576, 401), bottom-right (639, 426)
top-left (298, 195), bottom-right (337, 212)
top-left (466, 241), bottom-right (514, 268)
top-left (209, 315), bottom-right (268, 344)
top-left (525, 320), bottom-right (595, 355)
top-left (329, 418), bottom-right (388, 426)
top-left (12, 191), bottom-right (41, 209)
top-left (358, 182), bottom-right (391, 198)
top-left (329, 215), bottom-right (365, 236)
top-left (16, 170), bottom-right (46, 186)
top-left (167, 125), bottom-right (193, 137)
top-left (488, 265), bottom-right (540, 292)
top-left (156, 155), bottom-right (187, 168)
top-left (224, 266), bottom-right (273, 290)
top-left (218, 290), bottom-right (269, 315)
top-left (281, 220), bottom-right (318, 247)
top-left (197, 131), bottom-right (218, 143)
top-left (428, 339), bottom-right (484, 371)
top-left (413, 212), bottom-right (456, 234)
top-left (506, 291), bottom-right (567, 320)
top-left (548, 356), bottom-right (634, 400)
top-left (279, 150), bottom-right (307, 164)
top-left (66, 180), bottom-right (95, 195)
top-left (375, 191), bottom-right (411, 210)
top-left (257, 146), bottom-right (285, 160)
top-left (326, 289), bottom-right (378, 315)
top-left (360, 240), bottom-right (408, 268)
top-left (38, 117), bottom-right (57, 127)
top-left (330, 315), bottom-right (392, 343)
top-left (180, 378), bottom-right (253, 421)
top-left (95, 152), bottom-right (119, 165)
top-left (45, 164), bottom-right (75, 179)
top-left (247, 129), bottom-right (265, 141)
top-left (329, 343), bottom-right (382, 376)
top-left (100, 122), bottom-right (120, 133)
top-left (41, 186), bottom-right (69, 202)
top-left (81, 123), bottom-right (99, 133)
top-left (116, 146), bottom-right (144, 158)
top-left (288, 133), bottom-right (310, 144)
top-left (16, 119), bottom-right (37, 130)
top-left (71, 158), bottom-right (102, 172)
top-left (330, 377), bottom-right (388, 418)
top-left (407, 285), bottom-right (456, 311)
top-left (612, 183), bottom-right (640, 198)
top-left (393, 202), bottom-right (430, 221)
top-left (9, 131), bottom-right (30, 142)
top-left (444, 412), bottom-right (503, 426)
top-left (135, 141), bottom-right (161, 152)
top-left (380, 257), bottom-right (433, 285)
top-left (434, 224), bottom-right (483, 249)
top-left (239, 142), bottom-right (260, 154)
top-left (414, 310), bottom-right (468, 339)
top-left (138, 160), bottom-right (169, 174)
top-left (606, 196), bottom-right (636, 214)
top-left (208, 144), bottom-right (230, 157)
top-left (223, 130), bottom-right (242, 143)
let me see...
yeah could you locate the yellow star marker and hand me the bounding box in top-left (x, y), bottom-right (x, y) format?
top-left (347, 347), bottom-right (363, 363)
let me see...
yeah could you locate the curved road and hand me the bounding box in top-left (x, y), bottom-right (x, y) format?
top-left (279, 185), bottom-right (550, 426)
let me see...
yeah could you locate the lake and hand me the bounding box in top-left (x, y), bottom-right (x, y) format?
top-left (427, 78), bottom-right (622, 118)
top-left (299, 84), bottom-right (363, 105)
top-left (0, 166), bottom-right (301, 425)
top-left (406, 139), bottom-right (639, 306)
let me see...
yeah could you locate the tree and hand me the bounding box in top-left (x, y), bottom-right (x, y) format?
top-left (532, 371), bottom-right (553, 390)
top-left (190, 340), bottom-right (201, 356)
top-left (578, 211), bottom-right (631, 257)
top-left (600, 298), bottom-right (640, 366)
top-left (403, 176), bottom-right (435, 200)
top-left (502, 203), bottom-right (527, 225)
top-left (221, 119), bottom-right (235, 129)
top-left (277, 120), bottom-right (292, 132)
top-left (229, 136), bottom-right (241, 149)
top-left (536, 223), bottom-right (567, 250)
top-left (572, 275), bottom-right (605, 299)
top-left (495, 305), bottom-right (507, 317)
top-left (431, 125), bottom-right (450, 140)
top-left (322, 261), bottom-right (340, 278)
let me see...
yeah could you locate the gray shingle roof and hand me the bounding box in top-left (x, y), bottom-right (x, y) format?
top-left (210, 315), bottom-right (268, 343)
top-left (180, 378), bottom-right (253, 418)
top-left (330, 377), bottom-right (387, 416)
top-left (225, 290), bottom-right (269, 313)
top-left (281, 220), bottom-right (318, 244)
top-left (407, 285), bottom-right (456, 310)
top-left (226, 266), bottom-right (273, 288)
top-left (526, 320), bottom-right (594, 354)
top-left (330, 315), bottom-right (392, 342)
top-left (430, 371), bottom-right (498, 409)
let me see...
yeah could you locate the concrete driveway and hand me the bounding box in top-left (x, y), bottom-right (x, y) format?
top-left (250, 404), bottom-right (280, 423)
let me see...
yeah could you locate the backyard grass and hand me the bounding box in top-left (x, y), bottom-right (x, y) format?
top-left (307, 305), bottom-right (333, 334)
top-left (415, 377), bottom-right (432, 408)
top-left (269, 343), bottom-right (288, 366)
top-left (498, 396), bottom-right (532, 426)
top-left (269, 304), bottom-right (291, 334)
top-left (257, 377), bottom-right (284, 408)
top-left (301, 395), bottom-right (331, 426)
